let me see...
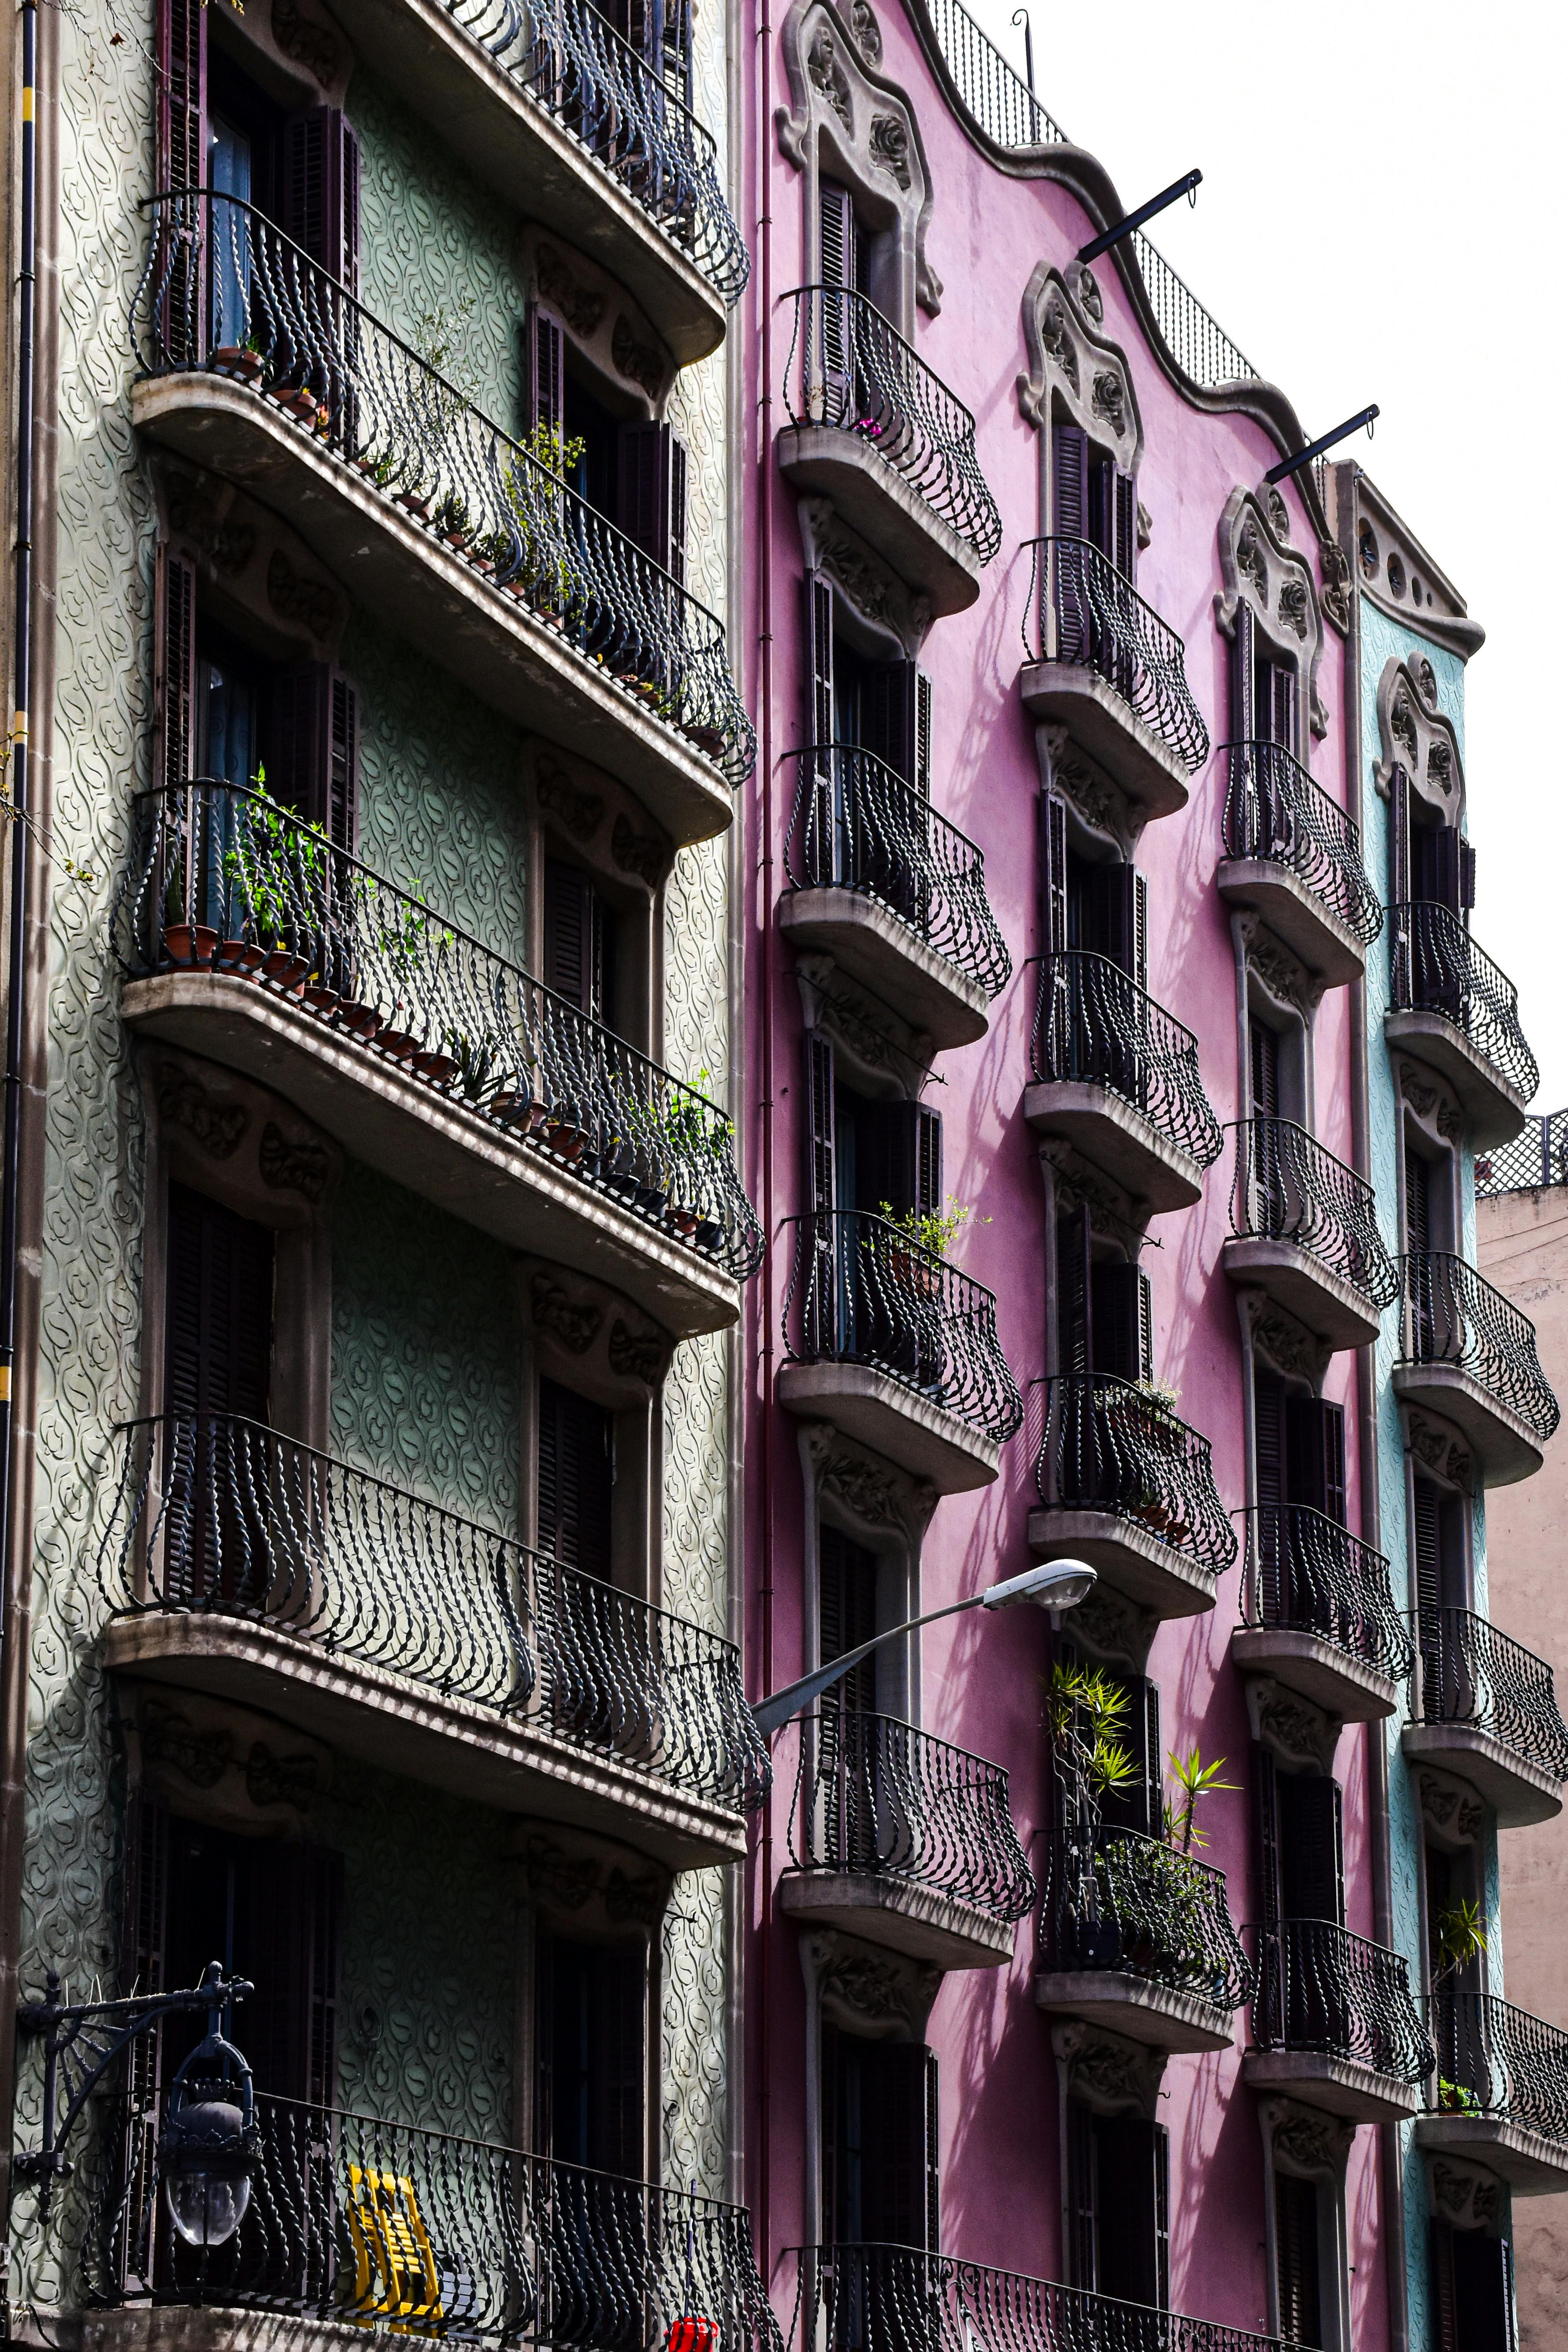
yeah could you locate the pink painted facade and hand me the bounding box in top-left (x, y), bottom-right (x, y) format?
top-left (736, 5), bottom-right (1396, 2345)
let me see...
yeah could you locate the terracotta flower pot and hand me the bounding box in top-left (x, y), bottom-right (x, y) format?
top-left (276, 387), bottom-right (319, 423)
top-left (336, 1001), bottom-right (382, 1039)
top-left (546, 1121), bottom-right (586, 1162)
top-left (665, 1205), bottom-right (699, 1239)
top-left (378, 1029), bottom-right (419, 1062)
top-left (212, 346), bottom-right (264, 383)
top-left (303, 985), bottom-right (339, 1016)
top-left (262, 951), bottom-right (310, 991)
top-left (216, 938), bottom-right (264, 976)
top-left (412, 1050), bottom-right (457, 1083)
top-left (163, 923), bottom-right (218, 966)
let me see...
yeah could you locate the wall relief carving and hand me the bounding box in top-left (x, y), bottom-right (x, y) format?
top-left (1374, 655), bottom-right (1464, 815)
top-left (155, 460), bottom-right (348, 660)
top-left (1263, 2097), bottom-right (1352, 2180)
top-left (512, 1820), bottom-right (672, 1939)
top-left (1429, 2156), bottom-right (1505, 2233)
top-left (519, 1258), bottom-right (673, 1408)
top-left (1062, 1576), bottom-right (1157, 1675)
top-left (1398, 1061), bottom-right (1464, 1145)
top-left (1242, 1292), bottom-right (1331, 1391)
top-left (1018, 265), bottom-right (1141, 479)
top-left (795, 954), bottom-right (932, 1098)
top-left (801, 1927), bottom-right (940, 2041)
top-left (1239, 912), bottom-right (1324, 1016)
top-left (1406, 1409), bottom-right (1474, 1495)
top-left (1215, 488), bottom-right (1329, 741)
top-left (527, 744), bottom-right (672, 898)
top-left (1245, 1676), bottom-right (1341, 1775)
top-left (1418, 1768), bottom-right (1485, 1851)
top-left (127, 1686), bottom-right (332, 1838)
top-left (798, 497), bottom-right (932, 658)
top-left (524, 228), bottom-right (672, 410)
top-left (805, 1419), bottom-right (937, 1542)
top-left (1051, 2022), bottom-right (1166, 2118)
top-left (145, 1047), bottom-right (342, 1227)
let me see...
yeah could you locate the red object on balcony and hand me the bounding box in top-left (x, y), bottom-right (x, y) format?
top-left (665, 2318), bottom-right (718, 2352)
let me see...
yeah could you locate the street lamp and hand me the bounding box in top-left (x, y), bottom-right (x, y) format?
top-left (751, 1558), bottom-right (1096, 1737)
top-left (161, 2024), bottom-right (259, 2248)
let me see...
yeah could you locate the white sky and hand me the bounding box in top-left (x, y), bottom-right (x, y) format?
top-left (967, 0), bottom-right (1568, 1111)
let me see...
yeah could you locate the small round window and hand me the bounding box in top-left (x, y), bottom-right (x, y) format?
top-left (1387, 554), bottom-right (1406, 598)
top-left (1358, 524), bottom-right (1379, 579)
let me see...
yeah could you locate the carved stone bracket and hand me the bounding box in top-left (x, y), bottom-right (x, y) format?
top-left (1374, 656), bottom-right (1464, 814)
top-left (797, 498), bottom-right (932, 657)
top-left (1051, 2021), bottom-right (1166, 2119)
top-left (1062, 1576), bottom-right (1157, 1676)
top-left (526, 743), bottom-right (673, 897)
top-left (794, 954), bottom-right (932, 1098)
top-left (1017, 265), bottom-right (1142, 479)
top-left (523, 228), bottom-right (673, 411)
top-left (1418, 1766), bottom-right (1486, 1852)
top-left (1038, 724), bottom-right (1138, 859)
top-left (1397, 1060), bottom-right (1465, 1147)
top-left (1428, 2153), bottom-right (1506, 2233)
top-left (1239, 909), bottom-right (1326, 1017)
top-left (153, 459), bottom-right (348, 660)
top-left (144, 1046), bottom-right (343, 1226)
top-left (1405, 1408), bottom-right (1475, 1497)
top-left (805, 1420), bottom-right (936, 1545)
top-left (1038, 1141), bottom-right (1142, 1253)
top-left (1242, 1291), bottom-right (1331, 1392)
top-left (801, 1926), bottom-right (941, 2041)
top-left (1246, 1676), bottom-right (1341, 1775)
top-left (510, 1819), bottom-right (672, 1939)
top-left (124, 1685), bottom-right (333, 1837)
top-left (1216, 488), bottom-right (1329, 741)
top-left (776, 0), bottom-right (940, 317)
top-left (519, 1258), bottom-right (673, 1409)
top-left (1318, 537), bottom-right (1351, 636)
top-left (1263, 2096), bottom-right (1353, 2181)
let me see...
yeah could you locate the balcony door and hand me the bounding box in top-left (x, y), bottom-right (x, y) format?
top-left (1257, 1755), bottom-right (1346, 2052)
top-left (534, 1922), bottom-right (646, 2180)
top-left (833, 1087), bottom-right (942, 1387)
top-left (1253, 1376), bottom-right (1346, 1637)
top-left (163, 1182), bottom-right (274, 1604)
top-left (1273, 2171), bottom-right (1327, 2351)
top-left (822, 2024), bottom-right (937, 2252)
top-left (1431, 2227), bottom-right (1513, 2352)
top-left (1068, 2104), bottom-right (1168, 2316)
top-left (1050, 424), bottom-right (1135, 671)
top-left (1413, 1472), bottom-right (1471, 1733)
top-left (1054, 1209), bottom-right (1152, 1518)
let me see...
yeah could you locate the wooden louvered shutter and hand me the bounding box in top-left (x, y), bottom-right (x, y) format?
top-left (1459, 837), bottom-right (1477, 913)
top-left (615, 422), bottom-right (687, 584)
top-left (526, 304), bottom-right (566, 450)
top-left (1044, 794), bottom-right (1068, 953)
top-left (1090, 1261), bottom-right (1149, 1384)
top-left (597, 1941), bottom-right (647, 2180)
top-left (1390, 764), bottom-right (1411, 906)
top-left (819, 1523), bottom-right (878, 1714)
top-left (820, 2022), bottom-right (842, 2246)
top-left (913, 672), bottom-right (931, 798)
top-left (1420, 824), bottom-right (1466, 916)
top-left (1254, 1746), bottom-right (1281, 1929)
top-left (282, 109), bottom-right (360, 291)
top-left (1253, 1370), bottom-right (1286, 1510)
top-left (536, 1377), bottom-right (613, 1581)
top-left (1102, 1673), bottom-right (1158, 1838)
top-left (157, 548), bottom-right (198, 794)
top-left (1114, 472), bottom-right (1137, 587)
top-left (1087, 456), bottom-right (1115, 562)
top-left (863, 664), bottom-right (928, 792)
top-left (1286, 1396), bottom-right (1347, 1528)
top-left (923, 2048), bottom-right (940, 2253)
top-left (1093, 863), bottom-right (1145, 988)
top-left (1267, 661), bottom-right (1296, 753)
top-left (861, 2042), bottom-right (935, 2249)
top-left (543, 859), bottom-right (608, 1021)
top-left (856, 1100), bottom-right (941, 1222)
top-left (156, 0), bottom-right (206, 195)
top-left (1446, 2231), bottom-right (1512, 2352)
top-left (1412, 1476), bottom-right (1442, 1618)
top-left (1274, 2174), bottom-right (1323, 2352)
top-left (164, 1183), bottom-right (274, 1423)
top-left (1405, 1147), bottom-right (1432, 1258)
top-left (807, 574), bottom-right (835, 762)
top-left (1250, 1019), bottom-right (1281, 1119)
top-left (239, 1842), bottom-right (342, 2104)
top-left (818, 182), bottom-right (855, 408)
top-left (267, 667), bottom-right (359, 849)
top-left (1052, 426), bottom-right (1090, 663)
top-left (1279, 1771), bottom-right (1344, 1925)
top-left (1053, 424), bottom-right (1088, 543)
top-left (807, 1033), bottom-right (837, 1214)
top-left (1431, 2224), bottom-right (1460, 2352)
top-left (1069, 2102), bottom-right (1097, 2289)
top-left (1056, 1204), bottom-right (1092, 1375)
top-left (1231, 600), bottom-right (1257, 747)
top-left (1095, 2117), bottom-right (1164, 2306)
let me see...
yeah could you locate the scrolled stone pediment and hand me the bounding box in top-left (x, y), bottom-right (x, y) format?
top-left (798, 498), bottom-right (932, 658)
top-left (802, 1926), bottom-right (940, 2040)
top-left (1018, 264), bottom-right (1141, 476)
top-left (804, 1420), bottom-right (936, 1542)
top-left (1374, 655), bottom-right (1464, 815)
top-left (1216, 487), bottom-right (1329, 741)
top-left (1245, 1675), bottom-right (1341, 1774)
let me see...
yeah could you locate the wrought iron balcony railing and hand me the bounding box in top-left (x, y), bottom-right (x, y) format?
top-left (1023, 537), bottom-right (1210, 775)
top-left (1239, 1505), bottom-right (1413, 1683)
top-left (1036, 1374), bottom-right (1238, 1575)
top-left (1027, 953), bottom-right (1223, 1170)
top-left (1398, 1252), bottom-right (1560, 1442)
top-left (782, 286), bottom-right (1002, 564)
top-left (99, 1414), bottom-right (770, 1812)
top-left (1228, 1116), bottom-right (1397, 1311)
top-left (1428, 1991), bottom-right (1568, 2146)
top-left (787, 1709), bottom-right (1035, 1925)
top-left (1251, 1918), bottom-right (1433, 2082)
top-left (782, 745), bottom-right (1012, 1000)
top-left (793, 2241), bottom-right (1293, 2352)
top-left (1411, 1605), bottom-right (1568, 1784)
top-left (782, 1210), bottom-right (1023, 1445)
top-left (114, 782), bottom-right (761, 1276)
top-left (1390, 898), bottom-right (1538, 1103)
top-left (1219, 740), bottom-right (1382, 946)
top-left (1044, 1825), bottom-right (1251, 2014)
top-left (449, 0), bottom-right (749, 300)
top-left (1478, 1107), bottom-right (1568, 1197)
top-left (89, 2090), bottom-right (779, 2347)
top-left (132, 190), bottom-right (754, 784)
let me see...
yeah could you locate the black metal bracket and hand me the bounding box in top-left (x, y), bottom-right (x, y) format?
top-left (13, 1957), bottom-right (252, 2189)
top-left (1078, 171), bottom-right (1201, 265)
top-left (1265, 406), bottom-right (1379, 485)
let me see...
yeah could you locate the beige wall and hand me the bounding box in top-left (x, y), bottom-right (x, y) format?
top-left (1477, 1184), bottom-right (1568, 2350)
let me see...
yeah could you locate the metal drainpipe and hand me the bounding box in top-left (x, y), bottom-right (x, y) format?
top-left (0, 0), bottom-right (37, 2284)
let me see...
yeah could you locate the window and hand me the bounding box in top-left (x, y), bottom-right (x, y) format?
top-left (821, 2026), bottom-right (938, 2251)
top-left (1068, 2107), bottom-right (1169, 2307)
top-left (1274, 2172), bottom-right (1324, 2350)
top-left (536, 1377), bottom-right (614, 1582)
top-left (543, 858), bottom-right (617, 1030)
top-left (529, 317), bottom-right (688, 579)
top-left (1051, 423), bottom-right (1135, 581)
top-left (819, 1524), bottom-right (879, 1715)
top-left (534, 1922), bottom-right (646, 2178)
top-left (1253, 1376), bottom-right (1347, 1525)
top-left (165, 1182), bottom-right (274, 1426)
top-left (1431, 2225), bottom-right (1514, 2352)
top-left (1056, 1203), bottom-right (1151, 1384)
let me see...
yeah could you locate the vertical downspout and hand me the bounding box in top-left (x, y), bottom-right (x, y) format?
top-left (0, 0), bottom-right (38, 2279)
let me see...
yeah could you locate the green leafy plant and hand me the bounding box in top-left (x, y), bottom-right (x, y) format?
top-left (877, 1194), bottom-right (988, 1261)
top-left (1432, 1896), bottom-right (1489, 1984)
top-left (1162, 1745), bottom-right (1239, 1854)
top-left (1438, 2075), bottom-right (1481, 2115)
top-left (1046, 1662), bottom-right (1140, 1819)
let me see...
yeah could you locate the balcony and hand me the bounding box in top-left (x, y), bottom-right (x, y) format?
top-left (1030, 1374), bottom-right (1237, 1621)
top-left (321, 0), bottom-right (747, 365)
top-left (115, 783), bottom-right (760, 1340)
top-left (1024, 954), bottom-right (1223, 1213)
top-left (779, 1709), bottom-right (1035, 1970)
top-left (1245, 1919), bottom-right (1433, 2123)
top-left (1419, 1992), bottom-right (1568, 2195)
top-left (778, 286), bottom-right (1001, 615)
top-left (1020, 537), bottom-right (1210, 819)
top-left (778, 1211), bottom-right (1023, 1494)
top-left (779, 746), bottom-right (1012, 1051)
top-left (1387, 900), bottom-right (1538, 1148)
top-left (794, 2243), bottom-right (1294, 2352)
top-left (131, 192), bottom-right (753, 849)
top-left (1404, 1605), bottom-right (1568, 1827)
top-left (1036, 1823), bottom-right (1251, 2051)
top-left (1223, 1117), bottom-right (1397, 1350)
top-left (97, 1414), bottom-right (769, 1872)
top-left (1232, 1505), bottom-right (1412, 1722)
top-left (87, 2099), bottom-right (780, 2346)
top-left (1394, 1252), bottom-right (1559, 1486)
top-left (1216, 740), bottom-right (1383, 986)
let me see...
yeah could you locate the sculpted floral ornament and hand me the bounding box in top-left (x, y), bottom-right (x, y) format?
top-left (1374, 655), bottom-right (1464, 810)
top-left (805, 1418), bottom-right (937, 1539)
top-left (868, 113), bottom-right (912, 189)
top-left (1245, 1676), bottom-right (1341, 1775)
top-left (1318, 536), bottom-right (1351, 634)
top-left (804, 1928), bottom-right (940, 2039)
top-left (1419, 1770), bottom-right (1485, 1850)
top-left (1215, 487), bottom-right (1330, 739)
top-left (1051, 2022), bottom-right (1166, 2118)
top-left (1245, 1295), bottom-right (1331, 1390)
top-left (807, 26), bottom-right (852, 127)
top-left (1018, 266), bottom-right (1141, 478)
top-left (1264, 2098), bottom-right (1353, 2179)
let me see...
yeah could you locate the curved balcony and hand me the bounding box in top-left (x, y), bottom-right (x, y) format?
top-left (322, 0), bottom-right (745, 364)
top-left (779, 286), bottom-right (1001, 614)
top-left (132, 191), bottom-right (752, 847)
top-left (1394, 1251), bottom-right (1559, 1485)
top-left (1419, 1992), bottom-right (1568, 2194)
top-left (1477, 1108), bottom-right (1568, 1198)
top-left (1037, 1824), bottom-right (1251, 2052)
top-left (98, 1413), bottom-right (768, 1870)
top-left (794, 2242), bottom-right (1295, 2352)
top-left (115, 783), bottom-right (760, 1338)
top-left (780, 1709), bottom-right (1035, 1970)
top-left (1217, 740), bottom-right (1382, 986)
top-left (1388, 900), bottom-right (1537, 1148)
top-left (90, 2100), bottom-right (780, 2345)
top-left (1404, 1604), bottom-right (1568, 1827)
top-left (779, 1210), bottom-right (1022, 1494)
top-left (1024, 953), bottom-right (1223, 1213)
top-left (1245, 1918), bottom-right (1433, 2123)
top-left (779, 746), bottom-right (1012, 1050)
top-left (1020, 537), bottom-right (1210, 818)
top-left (1232, 1505), bottom-right (1412, 1722)
top-left (1224, 1117), bottom-right (1397, 1349)
top-left (1031, 1373), bottom-right (1236, 1621)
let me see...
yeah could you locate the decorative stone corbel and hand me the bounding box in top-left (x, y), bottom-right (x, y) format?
top-left (1428, 2154), bottom-right (1506, 2232)
top-left (1062, 1576), bottom-right (1158, 1677)
top-left (794, 954), bottom-right (932, 1098)
top-left (1037, 724), bottom-right (1137, 858)
top-left (1405, 1408), bottom-right (1475, 1497)
top-left (797, 498), bottom-right (932, 659)
top-left (1262, 2096), bottom-right (1353, 2180)
top-left (1374, 656), bottom-right (1464, 813)
top-left (1246, 1676), bottom-right (1341, 1775)
top-left (1418, 1766), bottom-right (1486, 1852)
top-left (523, 228), bottom-right (674, 412)
top-left (801, 1926), bottom-right (941, 2041)
top-left (526, 743), bottom-right (673, 897)
top-left (124, 1685), bottom-right (332, 1838)
top-left (1239, 911), bottom-right (1326, 1017)
top-left (519, 1259), bottom-right (673, 1409)
top-left (1397, 1060), bottom-right (1466, 1147)
top-left (510, 1819), bottom-right (673, 1938)
top-left (1038, 1141), bottom-right (1142, 1252)
top-left (1240, 1291), bottom-right (1331, 1392)
top-left (805, 1421), bottom-right (937, 1546)
top-left (1051, 2021), bottom-right (1166, 2118)
top-left (1216, 487), bottom-right (1330, 740)
top-left (152, 459), bottom-right (348, 661)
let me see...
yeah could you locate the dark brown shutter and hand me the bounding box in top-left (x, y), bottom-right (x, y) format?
top-left (856, 1101), bottom-right (942, 1222)
top-left (1267, 660), bottom-right (1296, 752)
top-left (863, 663), bottom-right (925, 789)
top-left (1412, 1475), bottom-right (1443, 1617)
top-left (282, 109), bottom-right (360, 291)
top-left (1446, 2230), bottom-right (1511, 2352)
top-left (156, 0), bottom-right (206, 194)
top-left (1390, 765), bottom-right (1411, 907)
top-left (807, 574), bottom-right (835, 759)
top-left (1102, 1671), bottom-right (1158, 1838)
top-left (1043, 794), bottom-right (1068, 953)
top-left (615, 423), bottom-right (687, 583)
top-left (1254, 1746), bottom-right (1281, 1929)
top-left (1274, 2174), bottom-right (1322, 2351)
top-left (1286, 1397), bottom-right (1347, 1527)
top-left (1231, 599), bottom-right (1256, 746)
top-left (1249, 1018), bottom-right (1281, 1119)
top-left (526, 304), bottom-right (566, 447)
top-left (536, 1377), bottom-right (613, 1581)
top-left (266, 666), bottom-right (359, 849)
top-left (913, 672), bottom-right (931, 798)
top-left (597, 1941), bottom-right (647, 2179)
top-left (157, 548), bottom-right (198, 793)
top-left (818, 182), bottom-right (855, 405)
top-left (1431, 2223), bottom-right (1460, 2352)
top-left (1114, 471), bottom-right (1137, 586)
top-left (807, 1033), bottom-right (837, 1214)
top-left (819, 1523), bottom-right (878, 1714)
top-left (1091, 863), bottom-right (1145, 986)
top-left (237, 1843), bottom-right (342, 2105)
top-left (1459, 836), bottom-right (1477, 913)
top-left (1279, 1771), bottom-right (1344, 1925)
top-left (1069, 2101), bottom-right (1097, 2289)
top-left (542, 859), bottom-right (609, 1021)
top-left (1056, 1204), bottom-right (1092, 1375)
top-left (1094, 2116), bottom-right (1164, 2306)
top-left (860, 2041), bottom-right (934, 2248)
top-left (1405, 1146), bottom-right (1432, 1258)
top-left (164, 1183), bottom-right (274, 1423)
top-left (820, 2021), bottom-right (843, 2247)
top-left (1418, 824), bottom-right (1466, 916)
top-left (1053, 425), bottom-right (1088, 543)
top-left (1090, 1260), bottom-right (1147, 1384)
top-left (1087, 455), bottom-right (1115, 561)
top-left (1253, 1370), bottom-right (1286, 1510)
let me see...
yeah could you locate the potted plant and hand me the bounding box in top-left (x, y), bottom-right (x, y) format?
top-left (211, 332), bottom-right (264, 385)
top-left (876, 1195), bottom-right (983, 1291)
top-left (434, 490), bottom-right (473, 551)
